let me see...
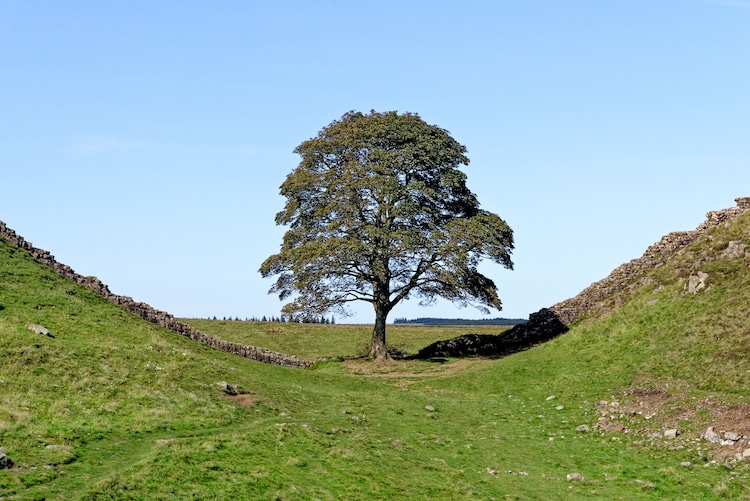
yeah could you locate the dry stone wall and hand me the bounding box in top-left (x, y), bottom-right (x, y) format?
top-left (550, 197), bottom-right (750, 325)
top-left (0, 221), bottom-right (314, 369)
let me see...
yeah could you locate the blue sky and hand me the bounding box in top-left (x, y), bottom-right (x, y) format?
top-left (2, 0), bottom-right (749, 322)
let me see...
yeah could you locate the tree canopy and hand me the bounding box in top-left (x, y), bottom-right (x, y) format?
top-left (259, 110), bottom-right (514, 359)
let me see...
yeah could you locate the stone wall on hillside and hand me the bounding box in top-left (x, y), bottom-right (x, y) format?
top-left (0, 221), bottom-right (314, 369)
top-left (550, 197), bottom-right (750, 325)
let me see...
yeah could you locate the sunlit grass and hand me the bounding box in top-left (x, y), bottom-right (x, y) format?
top-left (2, 213), bottom-right (750, 498)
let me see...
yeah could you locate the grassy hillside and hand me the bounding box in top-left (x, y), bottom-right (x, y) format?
top-left (1, 211), bottom-right (750, 499)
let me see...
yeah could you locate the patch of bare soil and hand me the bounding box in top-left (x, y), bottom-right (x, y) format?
top-left (596, 377), bottom-right (750, 462)
top-left (221, 393), bottom-right (258, 407)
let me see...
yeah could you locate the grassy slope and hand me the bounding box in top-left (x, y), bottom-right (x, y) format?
top-left (1, 213), bottom-right (750, 499)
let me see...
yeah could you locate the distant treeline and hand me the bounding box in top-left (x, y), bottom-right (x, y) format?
top-left (200, 315), bottom-right (336, 324)
top-left (393, 317), bottom-right (527, 326)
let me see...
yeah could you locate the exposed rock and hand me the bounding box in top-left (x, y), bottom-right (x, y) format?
top-left (551, 198), bottom-right (750, 324)
top-left (215, 381), bottom-right (239, 395)
top-left (575, 425), bottom-right (590, 433)
top-left (27, 324), bottom-right (51, 336)
top-left (686, 272), bottom-right (709, 294)
top-left (722, 241), bottom-right (748, 259)
top-left (724, 431), bottom-right (741, 442)
top-left (0, 448), bottom-right (13, 470)
top-left (663, 429), bottom-right (679, 439)
top-left (415, 308), bottom-right (567, 359)
top-left (702, 427), bottom-right (721, 444)
top-left (566, 473), bottom-right (584, 481)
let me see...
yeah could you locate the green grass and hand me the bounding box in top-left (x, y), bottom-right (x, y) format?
top-left (2, 212), bottom-right (750, 499)
top-left (182, 319), bottom-right (505, 359)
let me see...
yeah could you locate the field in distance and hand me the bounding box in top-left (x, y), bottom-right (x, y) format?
top-left (181, 319), bottom-right (508, 359)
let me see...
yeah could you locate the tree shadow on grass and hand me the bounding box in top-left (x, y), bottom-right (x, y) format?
top-left (409, 308), bottom-right (568, 361)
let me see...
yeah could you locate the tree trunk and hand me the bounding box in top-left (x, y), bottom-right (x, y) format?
top-left (370, 303), bottom-right (389, 360)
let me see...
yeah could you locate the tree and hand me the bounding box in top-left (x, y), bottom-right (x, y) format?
top-left (259, 110), bottom-right (514, 359)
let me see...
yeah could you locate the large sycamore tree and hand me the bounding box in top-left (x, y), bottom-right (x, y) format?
top-left (260, 111), bottom-right (514, 359)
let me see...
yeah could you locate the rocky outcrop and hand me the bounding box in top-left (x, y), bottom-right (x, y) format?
top-left (0, 221), bottom-right (315, 369)
top-left (415, 197), bottom-right (750, 359)
top-left (415, 308), bottom-right (567, 359)
top-left (550, 197), bottom-right (750, 325)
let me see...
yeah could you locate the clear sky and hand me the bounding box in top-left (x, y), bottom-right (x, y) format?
top-left (2, 1), bottom-right (749, 323)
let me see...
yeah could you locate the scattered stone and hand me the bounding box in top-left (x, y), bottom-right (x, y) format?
top-left (724, 431), bottom-right (741, 442)
top-left (575, 425), bottom-right (590, 433)
top-left (215, 381), bottom-right (238, 395)
top-left (555, 405), bottom-right (564, 411)
top-left (702, 427), bottom-right (721, 444)
top-left (27, 324), bottom-right (52, 337)
top-left (742, 448), bottom-right (750, 459)
top-left (681, 462), bottom-right (692, 467)
top-left (425, 405), bottom-right (435, 412)
top-left (45, 444), bottom-right (59, 450)
top-left (664, 429), bottom-right (679, 439)
top-left (546, 396), bottom-right (556, 401)
top-left (567, 473), bottom-right (584, 481)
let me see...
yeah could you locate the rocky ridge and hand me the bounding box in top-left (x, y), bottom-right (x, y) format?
top-left (550, 197), bottom-right (750, 324)
top-left (418, 197), bottom-right (750, 359)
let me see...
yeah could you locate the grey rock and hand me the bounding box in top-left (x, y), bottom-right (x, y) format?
top-left (723, 241), bottom-right (747, 259)
top-left (724, 431), bottom-right (741, 442)
top-left (566, 473), bottom-right (584, 481)
top-left (575, 425), bottom-right (590, 433)
top-left (664, 429), bottom-right (679, 439)
top-left (702, 427), bottom-right (721, 443)
top-left (687, 272), bottom-right (709, 294)
top-left (27, 324), bottom-right (51, 336)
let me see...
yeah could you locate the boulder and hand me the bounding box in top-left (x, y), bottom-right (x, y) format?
top-left (702, 427), bottom-right (721, 443)
top-left (0, 448), bottom-right (13, 469)
top-left (687, 272), bottom-right (709, 294)
top-left (724, 431), bottom-right (741, 442)
top-left (27, 324), bottom-right (51, 336)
